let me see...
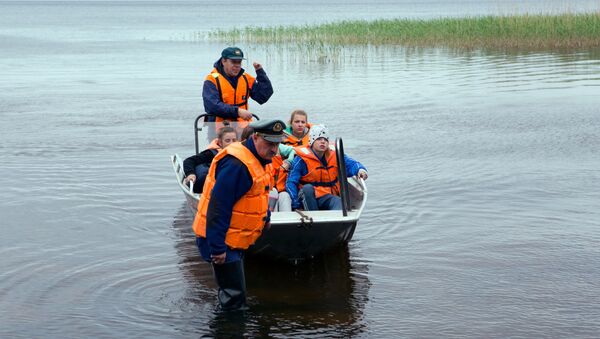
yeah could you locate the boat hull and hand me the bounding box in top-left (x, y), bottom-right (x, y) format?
top-left (172, 154), bottom-right (366, 262)
top-left (250, 218), bottom-right (357, 263)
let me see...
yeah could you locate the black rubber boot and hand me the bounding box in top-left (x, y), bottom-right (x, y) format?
top-left (212, 260), bottom-right (248, 311)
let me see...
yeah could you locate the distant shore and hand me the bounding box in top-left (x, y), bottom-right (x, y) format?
top-left (210, 13), bottom-right (600, 49)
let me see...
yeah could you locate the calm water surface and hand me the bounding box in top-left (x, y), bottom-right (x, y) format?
top-left (1, 1), bottom-right (600, 337)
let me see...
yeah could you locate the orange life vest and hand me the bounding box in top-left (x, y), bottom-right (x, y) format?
top-left (192, 142), bottom-right (270, 250)
top-left (268, 154), bottom-right (288, 192)
top-left (205, 68), bottom-right (255, 125)
top-left (206, 138), bottom-right (221, 150)
top-left (295, 146), bottom-right (339, 198)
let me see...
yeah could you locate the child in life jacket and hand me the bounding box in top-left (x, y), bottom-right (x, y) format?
top-left (282, 109), bottom-right (312, 147)
top-left (183, 126), bottom-right (237, 193)
top-left (286, 124), bottom-right (368, 211)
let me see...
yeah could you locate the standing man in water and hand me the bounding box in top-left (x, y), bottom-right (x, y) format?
top-left (192, 119), bottom-right (287, 311)
top-left (203, 46), bottom-right (273, 126)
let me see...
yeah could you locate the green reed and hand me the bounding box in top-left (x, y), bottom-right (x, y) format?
top-left (210, 13), bottom-right (600, 49)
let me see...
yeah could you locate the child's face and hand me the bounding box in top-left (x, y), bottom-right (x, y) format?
top-left (219, 132), bottom-right (238, 148)
top-left (311, 137), bottom-right (329, 152)
top-left (291, 114), bottom-right (307, 135)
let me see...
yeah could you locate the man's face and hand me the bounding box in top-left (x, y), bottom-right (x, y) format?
top-left (222, 58), bottom-right (242, 77)
top-left (252, 134), bottom-right (279, 161)
top-left (311, 137), bottom-right (329, 152)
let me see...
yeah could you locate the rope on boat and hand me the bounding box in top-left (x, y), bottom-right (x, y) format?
top-left (294, 210), bottom-right (313, 229)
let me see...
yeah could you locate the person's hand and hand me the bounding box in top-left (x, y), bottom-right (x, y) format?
top-left (281, 161), bottom-right (291, 171)
top-left (238, 108), bottom-right (253, 120)
top-left (253, 62), bottom-right (262, 71)
top-left (211, 252), bottom-right (226, 265)
top-left (357, 169), bottom-right (368, 180)
top-left (183, 174), bottom-right (196, 186)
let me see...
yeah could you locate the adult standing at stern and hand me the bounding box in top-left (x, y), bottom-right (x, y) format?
top-left (192, 119), bottom-right (287, 311)
top-left (203, 47), bottom-right (273, 124)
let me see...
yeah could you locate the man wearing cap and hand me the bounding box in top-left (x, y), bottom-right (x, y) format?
top-left (203, 46), bottom-right (273, 124)
top-left (286, 124), bottom-right (368, 211)
top-left (191, 119), bottom-right (286, 311)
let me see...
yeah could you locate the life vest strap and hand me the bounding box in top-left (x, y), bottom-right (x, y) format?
top-left (214, 72), bottom-right (250, 109)
top-left (300, 179), bottom-right (338, 187)
top-left (242, 73), bottom-right (249, 102)
top-left (214, 74), bottom-right (224, 103)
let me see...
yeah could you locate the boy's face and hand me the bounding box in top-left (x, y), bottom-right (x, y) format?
top-left (311, 137), bottom-right (329, 152)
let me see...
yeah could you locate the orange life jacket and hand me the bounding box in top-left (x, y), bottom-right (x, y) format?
top-left (269, 154), bottom-right (288, 192)
top-left (295, 146), bottom-right (339, 198)
top-left (283, 123), bottom-right (312, 147)
top-left (205, 68), bottom-right (255, 125)
top-left (206, 138), bottom-right (221, 150)
top-left (192, 142), bottom-right (270, 250)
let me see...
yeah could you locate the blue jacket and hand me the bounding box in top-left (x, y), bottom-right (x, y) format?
top-left (199, 137), bottom-right (272, 257)
top-left (202, 59), bottom-right (273, 120)
top-left (286, 149), bottom-right (367, 209)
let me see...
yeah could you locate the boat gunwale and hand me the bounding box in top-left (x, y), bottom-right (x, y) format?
top-left (171, 153), bottom-right (367, 224)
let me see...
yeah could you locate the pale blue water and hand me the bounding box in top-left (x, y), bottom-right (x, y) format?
top-left (1, 1), bottom-right (600, 337)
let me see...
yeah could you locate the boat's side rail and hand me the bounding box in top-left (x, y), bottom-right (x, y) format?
top-left (172, 154), bottom-right (198, 197)
top-left (172, 153), bottom-right (367, 219)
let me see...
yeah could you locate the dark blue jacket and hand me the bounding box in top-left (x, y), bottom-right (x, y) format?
top-left (286, 149), bottom-right (367, 209)
top-left (183, 149), bottom-right (218, 193)
top-left (202, 59), bottom-right (273, 120)
top-left (202, 137), bottom-right (271, 256)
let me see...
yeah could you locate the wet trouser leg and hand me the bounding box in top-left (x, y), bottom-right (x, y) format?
top-left (300, 184), bottom-right (319, 211)
top-left (196, 238), bottom-right (248, 310)
top-left (212, 259), bottom-right (248, 311)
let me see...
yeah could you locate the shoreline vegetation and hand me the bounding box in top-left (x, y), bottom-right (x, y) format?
top-left (209, 13), bottom-right (600, 49)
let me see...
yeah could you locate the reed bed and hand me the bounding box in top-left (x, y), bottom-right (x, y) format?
top-left (210, 13), bottom-right (600, 49)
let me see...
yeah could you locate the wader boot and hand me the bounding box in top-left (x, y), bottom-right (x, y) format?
top-left (212, 260), bottom-right (248, 311)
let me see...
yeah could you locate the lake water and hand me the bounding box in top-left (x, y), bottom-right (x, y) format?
top-left (1, 1), bottom-right (600, 337)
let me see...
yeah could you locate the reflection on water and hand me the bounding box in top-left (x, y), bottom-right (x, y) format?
top-left (171, 203), bottom-right (371, 337)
